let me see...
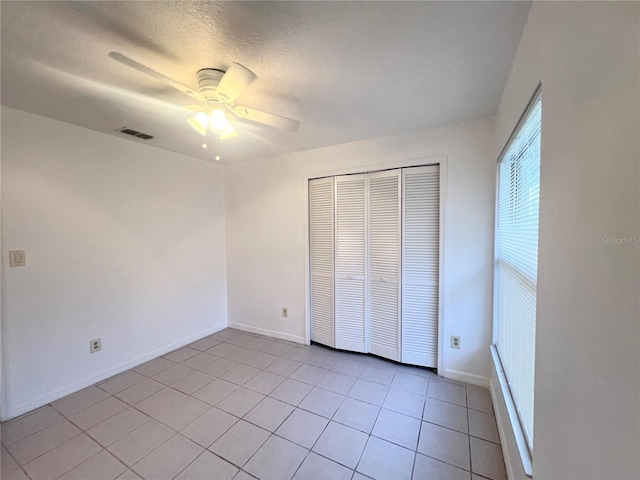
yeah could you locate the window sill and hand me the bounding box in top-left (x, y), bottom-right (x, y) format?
top-left (490, 345), bottom-right (533, 478)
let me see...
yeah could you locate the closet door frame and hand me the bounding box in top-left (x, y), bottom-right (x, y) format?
top-left (304, 155), bottom-right (447, 375)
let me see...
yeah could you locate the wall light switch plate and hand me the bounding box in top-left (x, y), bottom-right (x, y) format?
top-left (9, 250), bottom-right (26, 267)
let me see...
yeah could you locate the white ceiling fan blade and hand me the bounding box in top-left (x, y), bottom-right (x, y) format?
top-left (216, 63), bottom-right (257, 104)
top-left (231, 105), bottom-right (300, 133)
top-left (109, 52), bottom-right (205, 103)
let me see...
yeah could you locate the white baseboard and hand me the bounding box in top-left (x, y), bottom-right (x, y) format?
top-left (228, 322), bottom-right (305, 344)
top-left (491, 378), bottom-right (516, 480)
top-left (3, 322), bottom-right (227, 421)
top-left (443, 368), bottom-right (490, 388)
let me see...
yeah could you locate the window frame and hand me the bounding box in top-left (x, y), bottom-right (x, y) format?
top-left (491, 84), bottom-right (542, 478)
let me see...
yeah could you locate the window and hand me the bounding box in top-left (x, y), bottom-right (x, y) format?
top-left (494, 90), bottom-right (541, 453)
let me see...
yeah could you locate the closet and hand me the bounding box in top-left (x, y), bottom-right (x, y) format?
top-left (309, 165), bottom-right (440, 368)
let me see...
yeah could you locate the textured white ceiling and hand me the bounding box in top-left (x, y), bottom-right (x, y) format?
top-left (1, 1), bottom-right (530, 163)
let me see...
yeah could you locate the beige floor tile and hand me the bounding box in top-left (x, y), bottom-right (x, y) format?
top-left (468, 409), bottom-right (500, 444)
top-left (1, 466), bottom-right (29, 480)
top-left (52, 386), bottom-right (110, 417)
top-left (299, 387), bottom-right (344, 418)
top-left (372, 409), bottom-right (421, 450)
top-left (133, 357), bottom-right (174, 377)
top-left (418, 421), bottom-right (470, 471)
top-left (192, 378), bottom-right (238, 406)
top-left (58, 450), bottom-right (127, 480)
top-left (209, 420), bottom-right (270, 467)
top-left (224, 347), bottom-right (259, 363)
top-left (332, 397), bottom-right (380, 433)
top-left (243, 371), bottom-right (286, 395)
top-left (86, 408), bottom-right (149, 447)
top-left (244, 435), bottom-right (307, 480)
top-left (423, 397), bottom-right (469, 434)
top-left (312, 421), bottom-right (368, 469)
top-left (156, 397), bottom-right (210, 431)
top-left (23, 434), bottom-right (101, 480)
top-left (220, 364), bottom-right (261, 386)
top-left (470, 437), bottom-right (506, 480)
top-left (216, 388), bottom-right (264, 417)
top-left (348, 379), bottom-right (389, 406)
top-left (115, 469), bottom-right (143, 480)
top-left (174, 451), bottom-right (238, 480)
top-left (206, 343), bottom-right (239, 358)
top-left (391, 372), bottom-right (429, 395)
top-left (275, 408), bottom-right (328, 449)
top-left (331, 358), bottom-right (366, 377)
top-left (269, 379), bottom-right (312, 406)
top-left (152, 364), bottom-right (195, 386)
top-left (200, 358), bottom-right (239, 377)
top-left (188, 337), bottom-right (221, 352)
top-left (7, 419), bottom-right (80, 464)
top-left (135, 387), bottom-right (186, 416)
top-left (244, 397), bottom-right (294, 432)
top-left (98, 371), bottom-right (147, 395)
top-left (181, 352), bottom-right (217, 370)
top-left (69, 396), bottom-right (128, 430)
top-left (181, 407), bottom-right (238, 448)
top-left (427, 380), bottom-right (467, 407)
top-left (243, 352), bottom-right (279, 369)
top-left (290, 364), bottom-right (328, 386)
top-left (107, 420), bottom-right (174, 466)
top-left (115, 378), bottom-right (165, 405)
top-left (293, 452), bottom-right (353, 480)
top-left (163, 347), bottom-right (200, 363)
top-left (317, 371), bottom-right (357, 395)
top-left (360, 365), bottom-right (397, 386)
top-left (467, 385), bottom-right (494, 414)
top-left (413, 453), bottom-right (471, 480)
top-left (265, 358), bottom-right (302, 377)
top-left (1, 407), bottom-right (63, 445)
top-left (357, 436), bottom-right (414, 480)
top-left (132, 434), bottom-right (202, 480)
top-left (383, 388), bottom-right (425, 419)
top-left (1, 446), bottom-right (19, 473)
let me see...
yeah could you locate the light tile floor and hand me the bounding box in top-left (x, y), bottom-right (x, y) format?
top-left (1, 329), bottom-right (506, 480)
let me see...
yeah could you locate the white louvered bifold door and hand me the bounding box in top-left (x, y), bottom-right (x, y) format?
top-left (334, 174), bottom-right (367, 352)
top-left (368, 170), bottom-right (401, 361)
top-left (401, 165), bottom-right (440, 367)
top-left (309, 177), bottom-right (335, 347)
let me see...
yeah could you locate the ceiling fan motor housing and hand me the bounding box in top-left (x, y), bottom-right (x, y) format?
top-left (196, 68), bottom-right (225, 101)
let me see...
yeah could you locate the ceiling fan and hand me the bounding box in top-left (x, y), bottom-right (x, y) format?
top-left (108, 52), bottom-right (300, 147)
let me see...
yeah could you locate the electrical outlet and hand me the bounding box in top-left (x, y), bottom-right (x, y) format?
top-left (282, 307), bottom-right (288, 318)
top-left (90, 338), bottom-right (102, 353)
top-left (451, 335), bottom-right (461, 349)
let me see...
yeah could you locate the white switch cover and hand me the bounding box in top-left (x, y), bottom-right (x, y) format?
top-left (9, 250), bottom-right (26, 267)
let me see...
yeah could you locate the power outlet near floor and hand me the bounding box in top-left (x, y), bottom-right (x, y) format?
top-left (282, 307), bottom-right (288, 318)
top-left (451, 335), bottom-right (461, 349)
top-left (90, 338), bottom-right (102, 353)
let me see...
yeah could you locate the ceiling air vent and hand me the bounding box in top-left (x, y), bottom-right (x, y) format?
top-left (116, 127), bottom-right (154, 140)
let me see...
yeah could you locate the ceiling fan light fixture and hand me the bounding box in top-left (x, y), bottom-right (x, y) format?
top-left (187, 111), bottom-right (209, 136)
top-left (209, 109), bottom-right (230, 132)
top-left (219, 124), bottom-right (238, 140)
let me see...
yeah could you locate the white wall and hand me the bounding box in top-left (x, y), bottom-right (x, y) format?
top-left (492, 3), bottom-right (640, 479)
top-left (1, 107), bottom-right (228, 419)
top-left (225, 116), bottom-right (497, 380)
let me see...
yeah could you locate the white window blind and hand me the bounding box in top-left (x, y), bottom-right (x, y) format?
top-left (495, 92), bottom-right (541, 452)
